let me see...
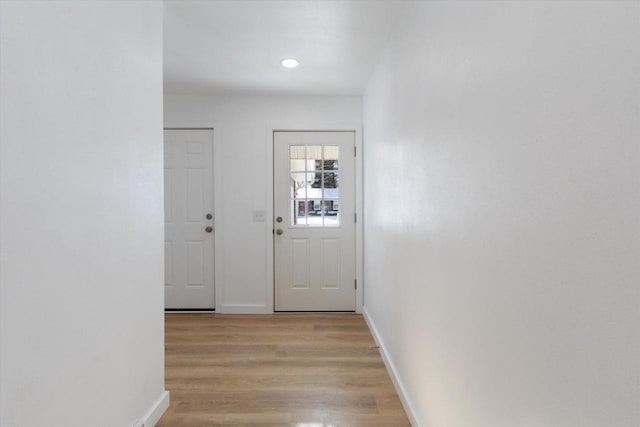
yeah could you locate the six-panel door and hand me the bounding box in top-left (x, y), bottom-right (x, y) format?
top-left (164, 129), bottom-right (215, 309)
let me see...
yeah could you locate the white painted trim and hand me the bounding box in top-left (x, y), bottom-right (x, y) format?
top-left (362, 307), bottom-right (421, 427)
top-left (218, 304), bottom-right (271, 314)
top-left (354, 127), bottom-right (364, 313)
top-left (265, 125), bottom-right (275, 313)
top-left (141, 390), bottom-right (170, 427)
top-left (163, 121), bottom-right (223, 311)
top-left (266, 122), bottom-right (364, 313)
top-left (164, 310), bottom-right (215, 314)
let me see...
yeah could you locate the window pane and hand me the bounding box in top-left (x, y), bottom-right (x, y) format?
top-left (289, 145), bottom-right (306, 172)
top-left (323, 145), bottom-right (339, 170)
top-left (323, 199), bottom-right (340, 226)
top-left (307, 209), bottom-right (323, 226)
top-left (307, 198), bottom-right (319, 215)
top-left (290, 173), bottom-right (313, 199)
top-left (322, 172), bottom-right (339, 198)
top-left (291, 199), bottom-right (307, 225)
top-left (307, 145), bottom-right (322, 171)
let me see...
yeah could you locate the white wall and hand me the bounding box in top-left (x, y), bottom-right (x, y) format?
top-left (0, 2), bottom-right (166, 426)
top-left (363, 1), bottom-right (639, 426)
top-left (164, 95), bottom-right (362, 313)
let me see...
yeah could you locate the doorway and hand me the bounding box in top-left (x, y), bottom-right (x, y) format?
top-left (164, 128), bottom-right (215, 310)
top-left (273, 131), bottom-right (356, 311)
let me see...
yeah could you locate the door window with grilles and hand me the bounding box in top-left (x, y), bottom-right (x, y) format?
top-left (289, 145), bottom-right (340, 226)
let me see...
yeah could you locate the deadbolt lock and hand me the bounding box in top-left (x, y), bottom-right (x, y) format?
top-left (276, 216), bottom-right (283, 223)
top-left (206, 213), bottom-right (213, 220)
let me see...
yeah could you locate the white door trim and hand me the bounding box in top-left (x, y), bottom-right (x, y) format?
top-left (164, 121), bottom-right (223, 312)
top-left (265, 123), bottom-right (364, 313)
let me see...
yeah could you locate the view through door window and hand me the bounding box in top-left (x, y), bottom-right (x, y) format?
top-left (289, 144), bottom-right (340, 226)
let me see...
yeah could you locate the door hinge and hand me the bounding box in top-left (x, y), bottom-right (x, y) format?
top-left (355, 279), bottom-right (357, 289)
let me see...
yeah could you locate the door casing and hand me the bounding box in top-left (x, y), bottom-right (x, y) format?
top-left (164, 122), bottom-right (223, 312)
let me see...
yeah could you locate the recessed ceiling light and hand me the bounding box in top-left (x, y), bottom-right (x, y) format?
top-left (281, 58), bottom-right (299, 68)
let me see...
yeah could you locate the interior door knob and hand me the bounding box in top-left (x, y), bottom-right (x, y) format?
top-left (276, 228), bottom-right (283, 235)
top-left (205, 226), bottom-right (213, 233)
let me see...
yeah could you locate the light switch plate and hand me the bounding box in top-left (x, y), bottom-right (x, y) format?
top-left (252, 210), bottom-right (266, 222)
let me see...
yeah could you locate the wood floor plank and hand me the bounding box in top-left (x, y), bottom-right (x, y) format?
top-left (157, 313), bottom-right (410, 427)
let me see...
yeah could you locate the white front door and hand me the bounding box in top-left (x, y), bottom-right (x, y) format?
top-left (164, 129), bottom-right (215, 309)
top-left (274, 131), bottom-right (356, 311)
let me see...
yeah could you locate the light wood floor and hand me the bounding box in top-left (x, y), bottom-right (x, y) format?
top-left (157, 313), bottom-right (410, 427)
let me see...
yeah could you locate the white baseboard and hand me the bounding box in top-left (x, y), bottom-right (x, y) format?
top-left (164, 310), bottom-right (215, 314)
top-left (217, 304), bottom-right (271, 314)
top-left (142, 390), bottom-right (170, 427)
top-left (362, 307), bottom-right (421, 427)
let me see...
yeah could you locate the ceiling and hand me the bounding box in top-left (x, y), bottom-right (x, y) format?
top-left (163, 0), bottom-right (402, 96)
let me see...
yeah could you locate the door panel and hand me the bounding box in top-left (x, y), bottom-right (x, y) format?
top-left (186, 168), bottom-right (204, 222)
top-left (321, 238), bottom-right (340, 288)
top-left (274, 131), bottom-right (355, 311)
top-left (164, 129), bottom-right (215, 309)
top-left (291, 238), bottom-right (311, 289)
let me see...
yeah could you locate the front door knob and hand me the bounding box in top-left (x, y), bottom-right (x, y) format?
top-left (205, 226), bottom-right (213, 233)
top-left (276, 228), bottom-right (283, 235)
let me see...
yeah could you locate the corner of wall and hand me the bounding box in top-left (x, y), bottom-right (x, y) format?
top-left (141, 391), bottom-right (169, 427)
top-left (362, 307), bottom-right (421, 427)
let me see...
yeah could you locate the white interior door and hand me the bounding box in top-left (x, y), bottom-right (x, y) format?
top-left (274, 131), bottom-right (356, 311)
top-left (164, 129), bottom-right (215, 309)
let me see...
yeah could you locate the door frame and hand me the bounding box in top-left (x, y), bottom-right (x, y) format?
top-left (266, 123), bottom-right (364, 313)
top-left (164, 122), bottom-right (223, 311)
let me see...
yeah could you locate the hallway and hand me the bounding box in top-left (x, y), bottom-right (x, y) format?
top-left (2, 2), bottom-right (638, 425)
top-left (157, 314), bottom-right (410, 426)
